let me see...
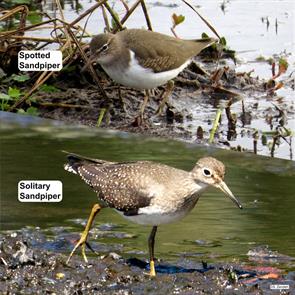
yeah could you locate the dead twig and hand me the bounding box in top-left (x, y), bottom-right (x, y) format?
top-left (119, 0), bottom-right (141, 30)
top-left (181, 0), bottom-right (221, 39)
top-left (38, 102), bottom-right (92, 109)
top-left (101, 5), bottom-right (111, 32)
top-left (4, 35), bottom-right (70, 43)
top-left (66, 26), bottom-right (109, 102)
top-left (120, 0), bottom-right (129, 11)
top-left (140, 0), bottom-right (153, 31)
top-left (70, 0), bottom-right (107, 27)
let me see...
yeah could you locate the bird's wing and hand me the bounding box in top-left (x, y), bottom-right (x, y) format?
top-left (120, 29), bottom-right (215, 72)
top-left (69, 161), bottom-right (155, 215)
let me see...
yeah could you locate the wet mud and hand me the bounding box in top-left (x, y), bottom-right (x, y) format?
top-left (36, 57), bottom-right (294, 159)
top-left (1, 228), bottom-right (294, 294)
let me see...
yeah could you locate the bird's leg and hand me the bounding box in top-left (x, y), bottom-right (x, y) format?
top-left (66, 203), bottom-right (101, 264)
top-left (132, 90), bottom-right (150, 126)
top-left (118, 85), bottom-right (127, 113)
top-left (140, 90), bottom-right (150, 117)
top-left (156, 80), bottom-right (174, 115)
top-left (148, 226), bottom-right (158, 277)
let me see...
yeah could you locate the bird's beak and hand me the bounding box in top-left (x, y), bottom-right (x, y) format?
top-left (216, 181), bottom-right (243, 209)
top-left (82, 56), bottom-right (96, 72)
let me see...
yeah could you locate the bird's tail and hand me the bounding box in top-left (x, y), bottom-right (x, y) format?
top-left (193, 37), bottom-right (218, 49)
top-left (62, 151), bottom-right (113, 175)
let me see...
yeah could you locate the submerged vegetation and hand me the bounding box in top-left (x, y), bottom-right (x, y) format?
top-left (0, 0), bottom-right (293, 159)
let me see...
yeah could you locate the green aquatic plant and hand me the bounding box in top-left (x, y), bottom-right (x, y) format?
top-left (0, 77), bottom-right (39, 115)
top-left (0, 87), bottom-right (21, 111)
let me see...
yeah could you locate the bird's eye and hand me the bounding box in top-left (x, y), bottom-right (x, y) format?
top-left (101, 44), bottom-right (108, 51)
top-left (202, 168), bottom-right (212, 177)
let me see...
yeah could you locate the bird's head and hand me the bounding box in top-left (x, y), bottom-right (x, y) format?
top-left (191, 157), bottom-right (243, 209)
top-left (88, 33), bottom-right (121, 66)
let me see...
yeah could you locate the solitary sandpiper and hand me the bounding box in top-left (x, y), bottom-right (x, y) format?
top-left (64, 152), bottom-right (242, 276)
top-left (87, 29), bottom-right (217, 120)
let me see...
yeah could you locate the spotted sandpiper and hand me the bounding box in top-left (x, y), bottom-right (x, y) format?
top-left (88, 29), bottom-right (217, 120)
top-left (64, 152), bottom-right (242, 276)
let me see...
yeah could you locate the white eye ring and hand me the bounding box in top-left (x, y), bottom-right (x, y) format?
top-left (202, 168), bottom-right (212, 177)
top-left (101, 43), bottom-right (108, 51)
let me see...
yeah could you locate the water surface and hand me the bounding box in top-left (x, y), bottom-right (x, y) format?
top-left (1, 112), bottom-right (294, 268)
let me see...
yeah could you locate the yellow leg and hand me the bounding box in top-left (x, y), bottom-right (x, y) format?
top-left (156, 80), bottom-right (174, 115)
top-left (66, 203), bottom-right (101, 264)
top-left (148, 226), bottom-right (158, 276)
top-left (149, 260), bottom-right (156, 277)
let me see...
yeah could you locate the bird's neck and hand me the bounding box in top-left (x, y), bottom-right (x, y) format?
top-left (192, 181), bottom-right (208, 195)
top-left (103, 37), bottom-right (130, 69)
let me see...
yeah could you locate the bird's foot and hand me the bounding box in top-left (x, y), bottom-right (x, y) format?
top-left (155, 102), bottom-right (166, 116)
top-left (66, 231), bottom-right (90, 264)
top-left (66, 203), bottom-right (101, 265)
top-left (149, 260), bottom-right (156, 276)
top-left (155, 80), bottom-right (174, 115)
top-left (143, 260), bottom-right (156, 277)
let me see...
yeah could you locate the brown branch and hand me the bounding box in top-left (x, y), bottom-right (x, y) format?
top-left (101, 5), bottom-right (111, 32)
top-left (181, 0), bottom-right (221, 39)
top-left (119, 0), bottom-right (141, 29)
top-left (66, 26), bottom-right (109, 102)
top-left (0, 5), bottom-right (29, 22)
top-left (38, 102), bottom-right (91, 109)
top-left (0, 19), bottom-right (58, 40)
top-left (4, 35), bottom-right (70, 43)
top-left (140, 0), bottom-right (153, 31)
top-left (70, 0), bottom-right (107, 27)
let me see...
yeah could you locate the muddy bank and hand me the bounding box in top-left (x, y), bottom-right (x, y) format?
top-left (0, 230), bottom-right (294, 294)
top-left (35, 56), bottom-right (293, 160)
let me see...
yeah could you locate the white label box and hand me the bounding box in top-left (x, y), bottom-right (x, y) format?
top-left (18, 50), bottom-right (63, 71)
top-left (18, 180), bottom-right (63, 202)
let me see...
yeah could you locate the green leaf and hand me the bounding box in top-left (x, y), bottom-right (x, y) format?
top-left (172, 13), bottom-right (185, 26)
top-left (111, 11), bottom-right (120, 30)
top-left (8, 87), bottom-right (21, 99)
top-left (0, 93), bottom-right (12, 100)
top-left (220, 37), bottom-right (227, 46)
top-left (11, 74), bottom-right (30, 82)
top-left (27, 11), bottom-right (42, 25)
top-left (17, 107), bottom-right (39, 116)
top-left (255, 55), bottom-right (266, 62)
top-left (278, 58), bottom-right (288, 74)
top-left (75, 3), bottom-right (83, 12)
top-left (17, 109), bottom-right (26, 114)
top-left (26, 106), bottom-right (39, 116)
top-left (201, 32), bottom-right (209, 39)
top-left (279, 58), bottom-right (288, 68)
top-left (262, 131), bottom-right (278, 136)
top-left (261, 134), bottom-right (268, 145)
top-left (28, 95), bottom-right (37, 103)
top-left (11, 0), bottom-right (31, 4)
top-left (39, 84), bottom-right (59, 93)
top-left (61, 65), bottom-right (77, 73)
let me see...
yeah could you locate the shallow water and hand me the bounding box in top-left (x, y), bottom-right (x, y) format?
top-left (1, 112), bottom-right (294, 269)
